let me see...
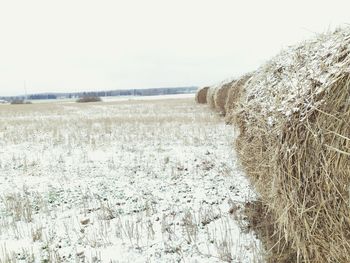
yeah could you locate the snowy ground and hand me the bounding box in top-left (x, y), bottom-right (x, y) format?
top-left (0, 97), bottom-right (263, 262)
top-left (28, 93), bottom-right (195, 104)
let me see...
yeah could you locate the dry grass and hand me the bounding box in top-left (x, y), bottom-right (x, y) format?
top-left (242, 200), bottom-right (297, 263)
top-left (195, 86), bottom-right (209, 104)
top-left (232, 28), bottom-right (350, 262)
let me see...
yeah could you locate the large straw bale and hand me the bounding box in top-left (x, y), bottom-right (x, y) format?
top-left (224, 73), bottom-right (253, 124)
top-left (206, 86), bottom-right (218, 109)
top-left (233, 28), bottom-right (350, 262)
top-left (213, 80), bottom-right (236, 115)
top-left (195, 86), bottom-right (209, 104)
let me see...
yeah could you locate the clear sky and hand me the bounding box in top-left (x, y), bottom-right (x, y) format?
top-left (0, 0), bottom-right (349, 96)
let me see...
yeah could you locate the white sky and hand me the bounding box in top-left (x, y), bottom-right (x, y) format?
top-left (0, 0), bottom-right (349, 96)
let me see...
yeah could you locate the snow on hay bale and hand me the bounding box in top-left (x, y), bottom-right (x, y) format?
top-left (224, 73), bottom-right (254, 124)
top-left (213, 80), bottom-right (236, 115)
top-left (195, 86), bottom-right (209, 104)
top-left (233, 28), bottom-right (350, 262)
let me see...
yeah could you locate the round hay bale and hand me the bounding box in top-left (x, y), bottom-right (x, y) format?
top-left (195, 86), bottom-right (209, 104)
top-left (224, 73), bottom-right (254, 124)
top-left (213, 80), bottom-right (236, 116)
top-left (206, 86), bottom-right (218, 109)
top-left (234, 28), bottom-right (350, 262)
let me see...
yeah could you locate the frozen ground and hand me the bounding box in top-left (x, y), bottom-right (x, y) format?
top-left (0, 97), bottom-right (262, 262)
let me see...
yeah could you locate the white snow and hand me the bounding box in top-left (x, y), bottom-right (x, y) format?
top-left (244, 27), bottom-right (350, 128)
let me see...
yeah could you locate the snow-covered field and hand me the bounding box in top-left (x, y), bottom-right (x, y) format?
top-left (29, 94), bottom-right (195, 104)
top-left (0, 97), bottom-right (262, 262)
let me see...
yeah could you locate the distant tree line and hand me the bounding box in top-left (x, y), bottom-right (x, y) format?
top-left (28, 94), bottom-right (58, 100)
top-left (0, 87), bottom-right (197, 101)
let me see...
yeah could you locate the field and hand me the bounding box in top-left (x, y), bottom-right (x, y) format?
top-left (0, 97), bottom-right (262, 262)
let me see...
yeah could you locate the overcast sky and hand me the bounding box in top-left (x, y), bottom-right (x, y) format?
top-left (0, 0), bottom-right (349, 96)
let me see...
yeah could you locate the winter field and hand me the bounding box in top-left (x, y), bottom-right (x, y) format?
top-left (0, 96), bottom-right (262, 262)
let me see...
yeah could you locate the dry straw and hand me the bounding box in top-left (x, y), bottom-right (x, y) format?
top-left (195, 86), bottom-right (209, 104)
top-left (231, 28), bottom-right (350, 262)
top-left (206, 86), bottom-right (218, 109)
top-left (214, 80), bottom-right (236, 116)
top-left (224, 73), bottom-right (253, 124)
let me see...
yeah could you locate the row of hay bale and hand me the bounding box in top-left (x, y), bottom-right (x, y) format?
top-left (206, 85), bottom-right (218, 109)
top-left (196, 76), bottom-right (253, 117)
top-left (194, 86), bottom-right (209, 104)
top-left (195, 27), bottom-right (350, 263)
